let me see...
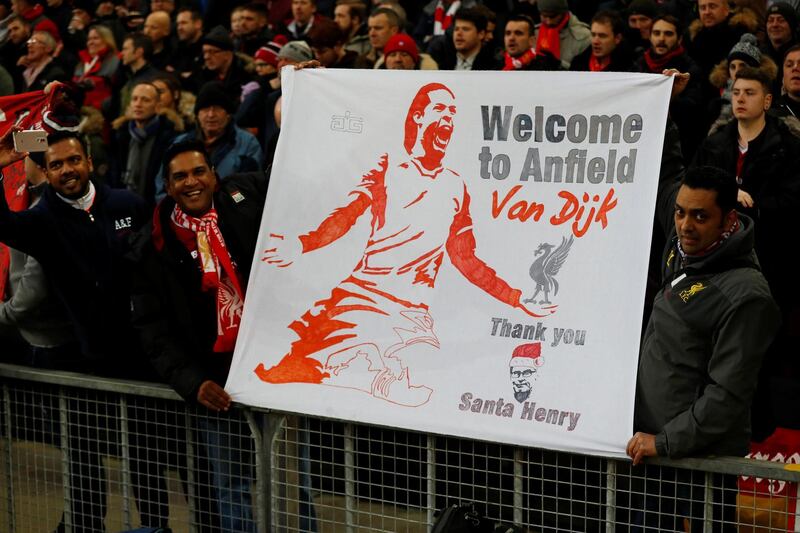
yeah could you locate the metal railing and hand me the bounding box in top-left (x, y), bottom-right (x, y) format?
top-left (2, 362), bottom-right (800, 532)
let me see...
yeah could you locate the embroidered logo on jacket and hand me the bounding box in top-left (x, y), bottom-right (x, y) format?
top-left (679, 282), bottom-right (706, 302)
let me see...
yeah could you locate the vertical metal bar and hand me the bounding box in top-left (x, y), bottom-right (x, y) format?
top-left (271, 415), bottom-right (287, 533)
top-left (59, 388), bottom-right (72, 533)
top-left (605, 459), bottom-right (617, 533)
top-left (185, 408), bottom-right (197, 533)
top-left (426, 435), bottom-right (435, 527)
top-left (118, 396), bottom-right (131, 530)
top-left (703, 471), bottom-right (713, 533)
top-left (3, 384), bottom-right (15, 533)
top-left (344, 423), bottom-right (355, 533)
top-left (513, 447), bottom-right (523, 525)
top-left (244, 408), bottom-right (267, 533)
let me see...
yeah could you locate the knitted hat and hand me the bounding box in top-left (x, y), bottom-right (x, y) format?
top-left (383, 33), bottom-right (419, 64)
top-left (255, 40), bottom-right (284, 67)
top-left (509, 343), bottom-right (544, 368)
top-left (201, 25), bottom-right (234, 52)
top-left (537, 0), bottom-right (568, 14)
top-left (627, 0), bottom-right (658, 19)
top-left (728, 33), bottom-right (761, 67)
top-left (766, 2), bottom-right (798, 31)
top-left (194, 81), bottom-right (235, 115)
top-left (277, 40), bottom-right (313, 63)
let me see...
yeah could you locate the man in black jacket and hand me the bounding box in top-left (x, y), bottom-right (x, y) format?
top-left (130, 140), bottom-right (271, 532)
top-left (0, 129), bottom-right (147, 533)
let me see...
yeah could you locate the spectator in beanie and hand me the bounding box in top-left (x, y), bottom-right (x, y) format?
top-left (763, 2), bottom-right (798, 92)
top-left (708, 33), bottom-right (777, 133)
top-left (157, 81), bottom-right (263, 199)
top-left (625, 0), bottom-right (658, 56)
top-left (235, 40), bottom-right (304, 153)
top-left (200, 25), bottom-right (254, 102)
top-left (382, 32), bottom-right (419, 69)
top-left (533, 0), bottom-right (590, 70)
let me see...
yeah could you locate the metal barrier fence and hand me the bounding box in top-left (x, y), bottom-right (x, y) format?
top-left (2, 362), bottom-right (800, 533)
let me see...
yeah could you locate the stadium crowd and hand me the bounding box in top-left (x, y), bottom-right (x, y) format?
top-left (2, 0), bottom-right (800, 531)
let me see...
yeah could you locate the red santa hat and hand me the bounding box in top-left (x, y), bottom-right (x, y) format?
top-left (509, 343), bottom-right (544, 368)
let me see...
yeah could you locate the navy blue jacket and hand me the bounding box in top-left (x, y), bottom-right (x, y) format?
top-left (0, 179), bottom-right (148, 375)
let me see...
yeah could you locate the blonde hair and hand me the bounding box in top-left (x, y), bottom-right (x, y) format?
top-left (88, 24), bottom-right (118, 53)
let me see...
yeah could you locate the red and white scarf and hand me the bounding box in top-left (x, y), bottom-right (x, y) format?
top-left (535, 11), bottom-right (570, 61)
top-left (433, 1), bottom-right (460, 36)
top-left (503, 48), bottom-right (537, 70)
top-left (171, 205), bottom-right (244, 353)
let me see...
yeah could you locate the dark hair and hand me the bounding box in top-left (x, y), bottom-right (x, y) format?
top-left (177, 7), bottom-right (202, 22)
top-left (505, 14), bottom-right (535, 36)
top-left (734, 65), bottom-right (773, 92)
top-left (592, 10), bottom-right (625, 36)
top-left (473, 4), bottom-right (496, 24)
top-left (308, 18), bottom-right (347, 48)
top-left (162, 140), bottom-right (214, 181)
top-left (454, 7), bottom-right (488, 33)
top-left (242, 2), bottom-right (268, 18)
top-left (46, 131), bottom-right (89, 159)
top-left (404, 83), bottom-right (455, 154)
top-left (125, 31), bottom-right (153, 59)
top-left (681, 166), bottom-right (738, 215)
top-left (369, 7), bottom-right (400, 28)
top-left (151, 72), bottom-right (182, 106)
top-left (783, 43), bottom-right (800, 61)
top-left (335, 0), bottom-right (367, 23)
top-left (652, 14), bottom-right (682, 35)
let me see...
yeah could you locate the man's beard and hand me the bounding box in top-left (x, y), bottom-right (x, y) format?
top-left (513, 389), bottom-right (531, 403)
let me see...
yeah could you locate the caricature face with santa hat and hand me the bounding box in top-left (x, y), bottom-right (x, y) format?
top-left (509, 342), bottom-right (544, 403)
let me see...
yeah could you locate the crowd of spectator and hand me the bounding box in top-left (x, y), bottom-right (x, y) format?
top-left (2, 0), bottom-right (800, 531)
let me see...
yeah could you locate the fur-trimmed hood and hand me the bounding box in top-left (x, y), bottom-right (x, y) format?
top-left (689, 8), bottom-right (759, 41)
top-left (709, 54), bottom-right (778, 89)
top-left (78, 106), bottom-right (106, 136)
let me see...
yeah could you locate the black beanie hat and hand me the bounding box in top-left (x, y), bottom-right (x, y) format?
top-left (201, 25), bottom-right (234, 52)
top-left (194, 81), bottom-right (236, 115)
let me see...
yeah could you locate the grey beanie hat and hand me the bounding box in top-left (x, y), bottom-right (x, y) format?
top-left (728, 33), bottom-right (761, 67)
top-left (277, 41), bottom-right (313, 63)
top-left (537, 0), bottom-right (569, 14)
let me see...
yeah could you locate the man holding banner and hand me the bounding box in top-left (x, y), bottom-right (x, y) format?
top-left (627, 105), bottom-right (780, 529)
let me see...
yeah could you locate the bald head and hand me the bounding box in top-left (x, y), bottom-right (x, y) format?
top-left (144, 11), bottom-right (171, 45)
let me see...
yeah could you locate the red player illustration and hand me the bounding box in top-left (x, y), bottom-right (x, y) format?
top-left (256, 83), bottom-right (553, 406)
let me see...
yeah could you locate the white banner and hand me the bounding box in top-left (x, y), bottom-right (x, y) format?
top-left (227, 69), bottom-right (672, 457)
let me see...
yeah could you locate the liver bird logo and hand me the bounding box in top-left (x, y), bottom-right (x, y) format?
top-left (523, 236), bottom-right (574, 305)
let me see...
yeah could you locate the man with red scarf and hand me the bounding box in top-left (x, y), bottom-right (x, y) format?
top-left (532, 0), bottom-right (589, 70)
top-left (570, 11), bottom-right (632, 73)
top-left (129, 140), bottom-right (272, 532)
top-left (634, 14), bottom-right (704, 163)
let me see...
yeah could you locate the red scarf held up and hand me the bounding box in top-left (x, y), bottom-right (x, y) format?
top-left (433, 1), bottom-right (460, 36)
top-left (643, 44), bottom-right (686, 73)
top-left (535, 11), bottom-right (570, 61)
top-left (171, 205), bottom-right (245, 353)
top-left (503, 48), bottom-right (536, 70)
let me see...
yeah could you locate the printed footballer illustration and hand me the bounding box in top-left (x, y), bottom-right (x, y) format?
top-left (256, 83), bottom-right (567, 407)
